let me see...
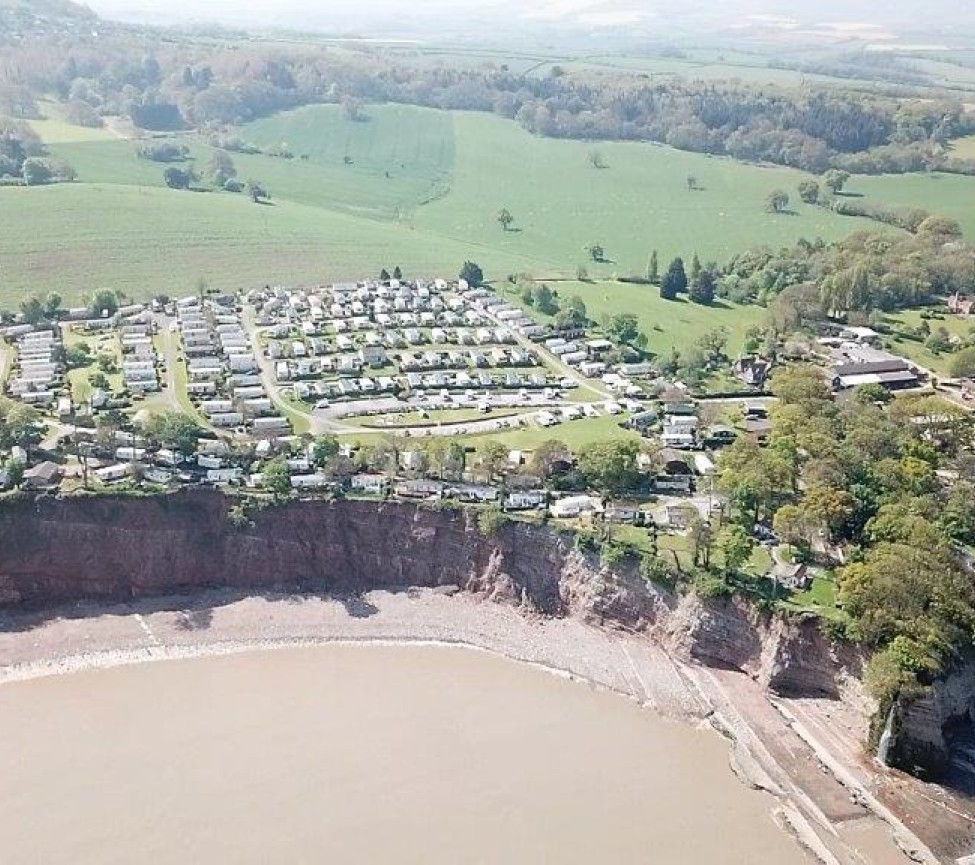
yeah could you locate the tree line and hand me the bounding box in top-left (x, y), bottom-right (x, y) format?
top-left (5, 28), bottom-right (975, 176)
top-left (0, 120), bottom-right (75, 186)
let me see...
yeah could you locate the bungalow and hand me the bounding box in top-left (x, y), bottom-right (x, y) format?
top-left (704, 425), bottom-right (737, 446)
top-left (115, 447), bottom-right (146, 461)
top-left (155, 449), bottom-right (184, 467)
top-left (290, 473), bottom-right (329, 490)
top-left (773, 562), bottom-right (811, 591)
top-left (605, 504), bottom-right (643, 525)
top-left (586, 339), bottom-right (613, 358)
top-left (22, 461), bottom-right (62, 490)
top-left (732, 355), bottom-right (772, 388)
top-left (661, 428), bottom-right (695, 449)
top-left (394, 479), bottom-right (444, 499)
top-left (144, 467), bottom-right (174, 485)
top-left (207, 468), bottom-right (243, 484)
top-left (550, 495), bottom-right (602, 519)
top-left (252, 417), bottom-right (291, 436)
top-left (210, 412), bottom-right (245, 427)
top-left (359, 345), bottom-right (387, 368)
top-left (350, 474), bottom-right (388, 495)
top-left (662, 401), bottom-right (696, 416)
top-left (504, 490), bottom-right (546, 511)
top-left (449, 484), bottom-right (499, 503)
top-left (95, 463), bottom-right (132, 484)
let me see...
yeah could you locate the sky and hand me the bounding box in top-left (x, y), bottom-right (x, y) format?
top-left (82, 0), bottom-right (975, 39)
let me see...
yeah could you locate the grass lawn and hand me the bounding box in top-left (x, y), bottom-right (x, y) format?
top-left (781, 575), bottom-right (845, 622)
top-left (278, 392), bottom-right (313, 435)
top-left (527, 279), bottom-right (765, 355)
top-left (458, 413), bottom-right (640, 450)
top-left (881, 309), bottom-right (975, 375)
top-left (341, 412), bottom-right (639, 452)
top-left (0, 103), bottom-right (884, 307)
top-left (357, 407), bottom-right (519, 428)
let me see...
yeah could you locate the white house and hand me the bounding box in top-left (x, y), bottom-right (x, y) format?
top-left (550, 495), bottom-right (602, 519)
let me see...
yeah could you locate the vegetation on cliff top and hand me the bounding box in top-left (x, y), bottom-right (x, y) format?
top-left (715, 367), bottom-right (975, 707)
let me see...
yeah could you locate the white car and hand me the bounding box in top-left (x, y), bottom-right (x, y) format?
top-left (313, 399), bottom-right (331, 410)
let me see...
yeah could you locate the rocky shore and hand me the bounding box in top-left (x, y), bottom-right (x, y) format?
top-left (0, 490), bottom-right (972, 861)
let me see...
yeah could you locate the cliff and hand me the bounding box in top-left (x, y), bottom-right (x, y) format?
top-left (0, 489), bottom-right (964, 778)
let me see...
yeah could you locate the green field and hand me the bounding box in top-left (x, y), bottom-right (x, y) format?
top-left (881, 309), bottom-right (975, 375)
top-left (27, 100), bottom-right (122, 144)
top-left (0, 103), bottom-right (890, 308)
top-left (848, 172), bottom-right (975, 241)
top-left (496, 278), bottom-right (763, 355)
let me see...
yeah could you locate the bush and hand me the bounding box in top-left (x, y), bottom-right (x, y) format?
top-left (692, 569), bottom-right (732, 599)
top-left (476, 506), bottom-right (508, 536)
top-left (640, 553), bottom-right (674, 587)
top-left (599, 542), bottom-right (626, 568)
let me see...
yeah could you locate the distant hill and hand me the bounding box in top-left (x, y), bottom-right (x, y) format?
top-left (0, 0), bottom-right (100, 38)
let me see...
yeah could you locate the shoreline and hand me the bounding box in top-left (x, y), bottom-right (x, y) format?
top-left (0, 588), bottom-right (947, 864)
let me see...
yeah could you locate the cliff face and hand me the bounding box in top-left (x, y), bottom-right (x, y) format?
top-left (883, 666), bottom-right (975, 780)
top-left (0, 491), bottom-right (663, 623)
top-left (0, 490), bottom-right (962, 777)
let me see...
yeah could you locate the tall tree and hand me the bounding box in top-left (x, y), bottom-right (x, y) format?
top-left (660, 257), bottom-right (687, 300)
top-left (459, 261), bottom-right (484, 287)
top-left (647, 249), bottom-right (659, 283)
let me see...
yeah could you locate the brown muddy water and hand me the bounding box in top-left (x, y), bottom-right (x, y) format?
top-left (0, 644), bottom-right (819, 864)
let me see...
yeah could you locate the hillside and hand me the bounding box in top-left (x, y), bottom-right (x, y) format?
top-left (0, 0), bottom-right (99, 37)
top-left (0, 104), bottom-right (888, 305)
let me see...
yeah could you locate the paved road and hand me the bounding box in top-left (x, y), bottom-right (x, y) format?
top-left (242, 307), bottom-right (357, 436)
top-left (481, 305), bottom-right (613, 402)
top-left (0, 340), bottom-right (11, 389)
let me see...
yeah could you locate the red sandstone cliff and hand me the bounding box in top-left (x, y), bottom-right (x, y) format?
top-left (0, 489), bottom-right (963, 779)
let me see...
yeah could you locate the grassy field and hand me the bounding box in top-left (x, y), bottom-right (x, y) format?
top-left (496, 279), bottom-right (764, 355)
top-left (0, 103), bottom-right (886, 310)
top-left (950, 135), bottom-right (975, 160)
top-left (848, 172), bottom-right (975, 241)
top-left (27, 100), bottom-right (121, 144)
top-left (881, 309), bottom-right (975, 375)
top-left (0, 183), bottom-right (544, 307)
top-left (416, 111), bottom-right (879, 278)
